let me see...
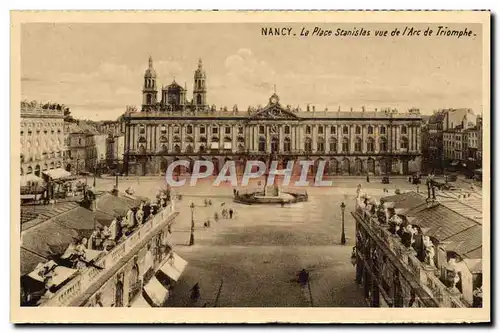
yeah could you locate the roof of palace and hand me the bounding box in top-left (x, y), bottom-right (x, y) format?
top-left (127, 95), bottom-right (423, 121)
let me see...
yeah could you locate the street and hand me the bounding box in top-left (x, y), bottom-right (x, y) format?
top-left (92, 176), bottom-right (421, 307)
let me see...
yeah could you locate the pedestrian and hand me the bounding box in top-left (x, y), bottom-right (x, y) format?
top-left (229, 208), bottom-right (233, 219)
top-left (190, 283), bottom-right (200, 303)
top-left (298, 269), bottom-right (309, 287)
top-left (208, 199), bottom-right (212, 206)
top-left (214, 212), bottom-right (219, 222)
top-left (204, 199), bottom-right (208, 207)
top-left (366, 174), bottom-right (370, 183)
top-left (233, 188), bottom-right (237, 197)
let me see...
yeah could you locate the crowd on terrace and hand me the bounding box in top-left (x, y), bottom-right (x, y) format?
top-left (21, 185), bottom-right (174, 306)
top-left (355, 178), bottom-right (483, 307)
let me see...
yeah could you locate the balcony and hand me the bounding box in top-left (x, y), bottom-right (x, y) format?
top-left (40, 202), bottom-right (177, 307)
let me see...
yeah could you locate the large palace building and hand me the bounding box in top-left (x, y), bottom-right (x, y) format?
top-left (123, 57), bottom-right (423, 177)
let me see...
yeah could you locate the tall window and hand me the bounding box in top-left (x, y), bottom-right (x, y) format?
top-left (238, 126), bottom-right (243, 134)
top-left (343, 126), bottom-right (349, 135)
top-left (305, 126), bottom-right (311, 135)
top-left (342, 138), bottom-right (349, 152)
top-left (284, 126), bottom-right (290, 134)
top-left (139, 126), bottom-right (146, 134)
top-left (367, 138), bottom-right (375, 152)
top-left (318, 126), bottom-right (324, 135)
top-left (199, 126), bottom-right (206, 134)
top-left (380, 138), bottom-right (388, 152)
top-left (160, 125), bottom-right (167, 134)
top-left (225, 126), bottom-right (231, 135)
top-left (305, 138), bottom-right (312, 152)
top-left (354, 137), bottom-right (362, 152)
top-left (401, 137), bottom-right (409, 149)
top-left (258, 137), bottom-right (266, 152)
top-left (317, 138), bottom-right (325, 152)
top-left (355, 126), bottom-right (361, 135)
top-left (212, 126), bottom-right (218, 135)
top-left (173, 126), bottom-right (180, 134)
top-left (380, 126), bottom-right (386, 135)
top-left (186, 125), bottom-right (193, 134)
top-left (259, 125), bottom-right (265, 134)
top-left (401, 125), bottom-right (407, 135)
top-left (329, 137), bottom-right (337, 153)
top-left (330, 126), bottom-right (336, 134)
top-left (284, 138), bottom-right (291, 152)
top-left (367, 126), bottom-right (374, 135)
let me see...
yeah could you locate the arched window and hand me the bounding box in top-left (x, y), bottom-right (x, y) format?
top-left (343, 126), bottom-right (349, 135)
top-left (330, 126), bottom-right (336, 135)
top-left (355, 126), bottom-right (361, 134)
top-left (380, 126), bottom-right (386, 135)
top-left (401, 125), bottom-right (407, 135)
top-left (329, 137), bottom-right (337, 153)
top-left (367, 138), bottom-right (375, 152)
top-left (380, 137), bottom-right (388, 152)
top-left (304, 137), bottom-right (312, 152)
top-left (367, 126), bottom-right (374, 135)
top-left (342, 138), bottom-right (349, 152)
top-left (284, 137), bottom-right (291, 152)
top-left (317, 137), bottom-right (325, 152)
top-left (305, 126), bottom-right (311, 135)
top-left (174, 144), bottom-right (181, 153)
top-left (197, 94), bottom-right (202, 105)
top-left (146, 95), bottom-right (152, 105)
top-left (27, 166), bottom-right (33, 174)
top-left (258, 137), bottom-right (266, 152)
top-left (185, 144), bottom-right (194, 153)
top-left (199, 145), bottom-right (205, 153)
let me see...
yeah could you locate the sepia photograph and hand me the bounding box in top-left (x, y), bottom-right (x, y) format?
top-left (10, 10), bottom-right (490, 323)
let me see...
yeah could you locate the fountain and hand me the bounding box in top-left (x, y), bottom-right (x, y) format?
top-left (234, 153), bottom-right (308, 205)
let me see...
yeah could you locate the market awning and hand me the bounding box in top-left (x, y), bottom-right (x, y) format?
top-left (158, 252), bottom-right (188, 282)
top-left (130, 293), bottom-right (152, 308)
top-left (28, 260), bottom-right (77, 289)
top-left (143, 276), bottom-right (169, 307)
top-left (42, 168), bottom-right (72, 180)
top-left (20, 174), bottom-right (45, 187)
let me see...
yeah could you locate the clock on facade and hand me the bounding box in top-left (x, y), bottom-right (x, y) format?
top-left (270, 94), bottom-right (279, 104)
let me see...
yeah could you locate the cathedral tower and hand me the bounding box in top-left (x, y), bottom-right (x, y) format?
top-left (193, 58), bottom-right (207, 109)
top-left (142, 56), bottom-right (158, 109)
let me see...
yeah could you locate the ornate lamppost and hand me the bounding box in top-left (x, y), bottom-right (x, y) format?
top-left (340, 201), bottom-right (346, 245)
top-left (189, 202), bottom-right (195, 246)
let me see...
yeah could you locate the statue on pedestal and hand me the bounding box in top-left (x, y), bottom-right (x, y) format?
top-left (423, 236), bottom-right (435, 267)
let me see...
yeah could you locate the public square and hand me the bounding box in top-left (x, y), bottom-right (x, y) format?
top-left (92, 175), bottom-right (425, 307)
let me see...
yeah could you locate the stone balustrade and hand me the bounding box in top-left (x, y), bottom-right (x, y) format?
top-left (357, 207), bottom-right (466, 308)
top-left (41, 202), bottom-right (175, 307)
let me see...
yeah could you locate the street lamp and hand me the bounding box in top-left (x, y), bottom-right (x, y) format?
top-left (189, 202), bottom-right (195, 246)
top-left (93, 163), bottom-right (97, 188)
top-left (340, 201), bottom-right (346, 245)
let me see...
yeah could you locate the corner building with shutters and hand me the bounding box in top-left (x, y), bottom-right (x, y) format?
top-left (123, 57), bottom-right (423, 177)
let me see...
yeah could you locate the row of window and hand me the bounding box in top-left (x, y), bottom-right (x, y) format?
top-left (21, 161), bottom-right (63, 175)
top-left (21, 151), bottom-right (63, 163)
top-left (137, 136), bottom-right (409, 154)
top-left (137, 124), bottom-right (412, 136)
top-left (20, 129), bottom-right (62, 137)
top-left (20, 121), bottom-right (64, 128)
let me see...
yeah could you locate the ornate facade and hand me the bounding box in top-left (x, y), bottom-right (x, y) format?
top-left (20, 101), bottom-right (66, 177)
top-left (124, 58), bottom-right (422, 176)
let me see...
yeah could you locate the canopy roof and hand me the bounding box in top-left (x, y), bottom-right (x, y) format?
top-left (20, 174), bottom-right (45, 187)
top-left (42, 168), bottom-right (72, 180)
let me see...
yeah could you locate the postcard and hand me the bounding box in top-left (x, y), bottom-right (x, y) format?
top-left (11, 10), bottom-right (490, 323)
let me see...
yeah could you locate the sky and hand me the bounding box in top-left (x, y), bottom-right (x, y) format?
top-left (21, 23), bottom-right (483, 121)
